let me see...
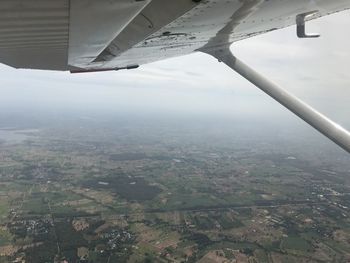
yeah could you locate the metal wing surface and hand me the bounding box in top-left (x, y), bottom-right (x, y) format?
top-left (0, 0), bottom-right (349, 71)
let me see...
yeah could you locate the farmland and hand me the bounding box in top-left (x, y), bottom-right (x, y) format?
top-left (0, 115), bottom-right (350, 262)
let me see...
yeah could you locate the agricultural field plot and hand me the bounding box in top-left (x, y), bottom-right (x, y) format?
top-left (0, 117), bottom-right (350, 262)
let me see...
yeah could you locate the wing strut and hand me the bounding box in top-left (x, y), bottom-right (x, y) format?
top-left (203, 46), bottom-right (350, 153)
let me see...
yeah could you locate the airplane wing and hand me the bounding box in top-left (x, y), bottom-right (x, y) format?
top-left (0, 0), bottom-right (349, 71)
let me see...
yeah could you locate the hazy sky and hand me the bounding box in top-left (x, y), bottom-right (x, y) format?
top-left (0, 11), bottom-right (349, 126)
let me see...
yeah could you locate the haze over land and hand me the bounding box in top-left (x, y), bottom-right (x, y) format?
top-left (0, 109), bottom-right (350, 262)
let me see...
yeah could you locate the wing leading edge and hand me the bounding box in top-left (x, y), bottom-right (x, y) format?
top-left (0, 0), bottom-right (349, 71)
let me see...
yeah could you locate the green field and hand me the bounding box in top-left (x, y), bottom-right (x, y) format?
top-left (0, 201), bottom-right (9, 219)
top-left (281, 236), bottom-right (313, 253)
top-left (0, 228), bottom-right (12, 246)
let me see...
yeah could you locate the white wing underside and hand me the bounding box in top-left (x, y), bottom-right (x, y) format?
top-left (0, 0), bottom-right (349, 71)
